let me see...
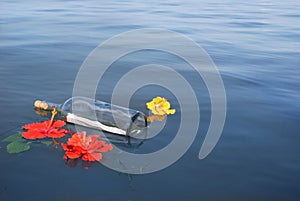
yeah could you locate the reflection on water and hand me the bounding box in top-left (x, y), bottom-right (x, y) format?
top-left (0, 0), bottom-right (300, 200)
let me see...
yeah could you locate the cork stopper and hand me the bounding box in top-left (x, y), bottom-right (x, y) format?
top-left (34, 100), bottom-right (49, 110)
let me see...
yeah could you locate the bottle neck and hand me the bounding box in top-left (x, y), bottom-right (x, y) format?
top-left (34, 100), bottom-right (62, 111)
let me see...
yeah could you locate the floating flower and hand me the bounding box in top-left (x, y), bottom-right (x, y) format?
top-left (146, 96), bottom-right (176, 116)
top-left (22, 120), bottom-right (68, 139)
top-left (22, 107), bottom-right (69, 140)
top-left (62, 131), bottom-right (113, 162)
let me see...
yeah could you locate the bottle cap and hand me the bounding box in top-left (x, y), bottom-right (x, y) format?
top-left (34, 100), bottom-right (49, 110)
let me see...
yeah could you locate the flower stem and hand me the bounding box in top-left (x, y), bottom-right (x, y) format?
top-left (146, 114), bottom-right (167, 122)
top-left (52, 138), bottom-right (60, 149)
top-left (47, 107), bottom-right (57, 130)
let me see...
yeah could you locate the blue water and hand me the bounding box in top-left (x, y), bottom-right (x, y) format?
top-left (1, 0), bottom-right (300, 200)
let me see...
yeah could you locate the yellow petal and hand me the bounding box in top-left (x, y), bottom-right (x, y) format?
top-left (154, 97), bottom-right (162, 105)
top-left (167, 109), bottom-right (176, 115)
top-left (162, 101), bottom-right (171, 110)
top-left (146, 101), bottom-right (155, 110)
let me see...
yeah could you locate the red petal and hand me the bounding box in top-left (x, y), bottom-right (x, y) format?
top-left (82, 152), bottom-right (102, 162)
top-left (87, 140), bottom-right (104, 151)
top-left (46, 129), bottom-right (68, 138)
top-left (98, 144), bottom-right (113, 152)
top-left (61, 143), bottom-right (68, 151)
top-left (91, 153), bottom-right (102, 161)
top-left (65, 151), bottom-right (81, 159)
top-left (88, 135), bottom-right (100, 141)
top-left (22, 122), bottom-right (46, 130)
top-left (67, 133), bottom-right (84, 147)
top-left (51, 120), bottom-right (66, 128)
top-left (22, 130), bottom-right (46, 140)
top-left (81, 154), bottom-right (90, 161)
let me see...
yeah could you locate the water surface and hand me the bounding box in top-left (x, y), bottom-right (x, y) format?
top-left (0, 0), bottom-right (300, 200)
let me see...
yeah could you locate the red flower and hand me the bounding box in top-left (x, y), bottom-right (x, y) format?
top-left (22, 120), bottom-right (69, 140)
top-left (62, 132), bottom-right (113, 162)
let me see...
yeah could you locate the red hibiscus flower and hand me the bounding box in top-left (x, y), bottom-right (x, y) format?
top-left (22, 107), bottom-right (69, 140)
top-left (22, 120), bottom-right (69, 140)
top-left (62, 132), bottom-right (113, 162)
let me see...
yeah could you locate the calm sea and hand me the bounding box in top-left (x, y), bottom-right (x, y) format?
top-left (0, 0), bottom-right (299, 200)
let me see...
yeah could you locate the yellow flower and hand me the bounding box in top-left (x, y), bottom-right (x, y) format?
top-left (146, 96), bottom-right (176, 116)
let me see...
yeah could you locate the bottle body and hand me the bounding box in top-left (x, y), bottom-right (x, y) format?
top-left (34, 97), bottom-right (147, 137)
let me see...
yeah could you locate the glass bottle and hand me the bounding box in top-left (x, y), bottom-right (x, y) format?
top-left (34, 96), bottom-right (147, 137)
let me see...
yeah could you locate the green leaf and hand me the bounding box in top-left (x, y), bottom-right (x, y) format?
top-left (41, 140), bottom-right (53, 146)
top-left (2, 132), bottom-right (23, 142)
top-left (7, 141), bottom-right (30, 154)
